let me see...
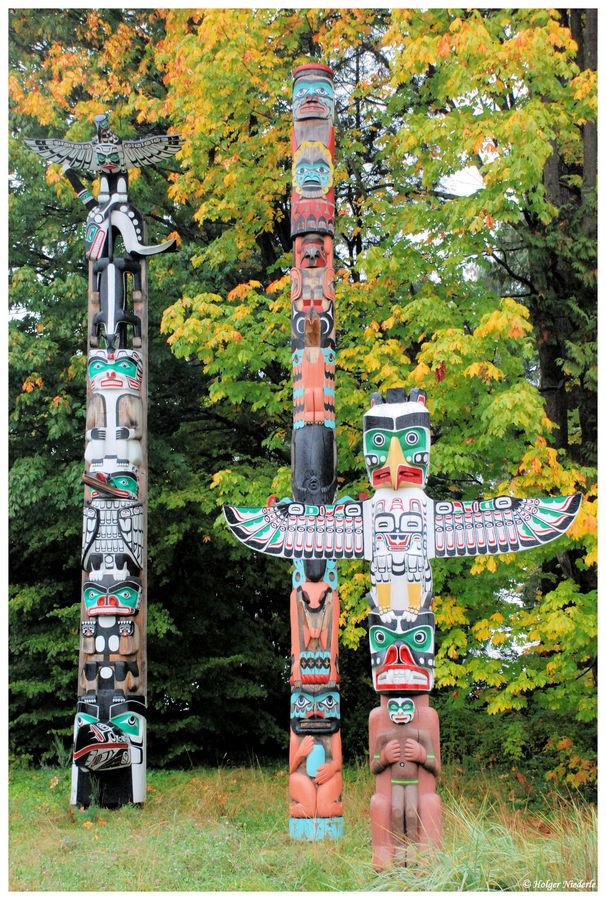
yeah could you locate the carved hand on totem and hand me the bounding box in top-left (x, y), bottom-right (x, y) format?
top-left (300, 735), bottom-right (315, 757)
top-left (314, 760), bottom-right (338, 785)
top-left (403, 738), bottom-right (426, 764)
top-left (289, 733), bottom-right (315, 774)
top-left (381, 739), bottom-right (401, 765)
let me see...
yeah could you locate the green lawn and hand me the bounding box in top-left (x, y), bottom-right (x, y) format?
top-left (9, 763), bottom-right (596, 891)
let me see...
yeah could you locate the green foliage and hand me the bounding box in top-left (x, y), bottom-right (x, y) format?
top-left (9, 8), bottom-right (596, 783)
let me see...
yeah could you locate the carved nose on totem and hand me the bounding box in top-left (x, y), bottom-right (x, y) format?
top-left (384, 644), bottom-right (399, 665)
top-left (398, 644), bottom-right (414, 665)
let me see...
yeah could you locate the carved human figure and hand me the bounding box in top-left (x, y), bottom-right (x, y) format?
top-left (369, 695), bottom-right (442, 869)
top-left (293, 141), bottom-right (334, 198)
top-left (289, 689), bottom-right (342, 820)
top-left (292, 64), bottom-right (335, 157)
top-left (370, 697), bottom-right (437, 842)
top-left (292, 68), bottom-right (335, 122)
top-left (292, 323), bottom-right (335, 427)
top-left (79, 616), bottom-right (140, 695)
top-left (289, 733), bottom-right (343, 819)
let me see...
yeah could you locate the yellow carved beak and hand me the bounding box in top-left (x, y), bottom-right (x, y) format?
top-left (386, 436), bottom-right (405, 490)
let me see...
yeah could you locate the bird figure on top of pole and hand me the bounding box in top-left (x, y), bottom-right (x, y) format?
top-left (25, 110), bottom-right (183, 808)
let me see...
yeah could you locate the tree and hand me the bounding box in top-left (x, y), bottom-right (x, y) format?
top-left (9, 8), bottom-right (291, 767)
top-left (158, 8), bottom-right (596, 785)
top-left (10, 8), bottom-right (596, 787)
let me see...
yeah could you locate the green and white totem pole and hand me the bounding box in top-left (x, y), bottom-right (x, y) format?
top-left (25, 115), bottom-right (182, 807)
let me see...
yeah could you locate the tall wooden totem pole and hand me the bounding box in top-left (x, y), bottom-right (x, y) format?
top-left (288, 64), bottom-right (342, 840)
top-left (223, 67), bottom-right (582, 866)
top-left (225, 388), bottom-right (581, 864)
top-left (25, 115), bottom-right (182, 807)
top-left (226, 64), bottom-right (342, 839)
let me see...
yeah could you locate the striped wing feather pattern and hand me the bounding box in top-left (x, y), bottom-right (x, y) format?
top-left (433, 493), bottom-right (582, 558)
top-left (223, 499), bottom-right (366, 559)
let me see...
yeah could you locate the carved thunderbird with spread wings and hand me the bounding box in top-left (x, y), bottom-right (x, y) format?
top-left (24, 112), bottom-right (183, 175)
top-left (223, 388), bottom-right (582, 623)
top-left (223, 492), bottom-right (581, 561)
top-left (224, 491), bottom-right (580, 623)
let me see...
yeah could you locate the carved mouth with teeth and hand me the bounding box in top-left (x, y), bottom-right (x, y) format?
top-left (374, 665), bottom-right (431, 692)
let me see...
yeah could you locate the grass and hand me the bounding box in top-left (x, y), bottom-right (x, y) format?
top-left (9, 762), bottom-right (596, 891)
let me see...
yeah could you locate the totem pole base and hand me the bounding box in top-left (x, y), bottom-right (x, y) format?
top-left (289, 816), bottom-right (344, 840)
top-left (71, 765), bottom-right (140, 809)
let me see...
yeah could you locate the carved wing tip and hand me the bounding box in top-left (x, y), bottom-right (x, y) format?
top-left (566, 491), bottom-right (583, 526)
top-left (123, 133), bottom-right (185, 168)
top-left (222, 504), bottom-right (239, 525)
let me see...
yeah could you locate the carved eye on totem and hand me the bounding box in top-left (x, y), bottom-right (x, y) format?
top-left (403, 626), bottom-right (433, 653)
top-left (375, 515), bottom-right (395, 533)
top-left (320, 694), bottom-right (337, 712)
top-left (97, 150), bottom-right (120, 166)
top-left (115, 586), bottom-right (137, 604)
top-left (405, 431), bottom-right (419, 446)
top-left (110, 475), bottom-right (137, 493)
top-left (373, 433), bottom-right (386, 447)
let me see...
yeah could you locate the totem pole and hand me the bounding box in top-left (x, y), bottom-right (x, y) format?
top-left (224, 64), bottom-right (341, 838)
top-left (289, 63), bottom-right (342, 840)
top-left (224, 386), bottom-right (581, 864)
top-left (25, 115), bottom-right (182, 807)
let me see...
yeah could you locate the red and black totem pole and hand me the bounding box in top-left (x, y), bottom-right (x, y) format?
top-left (25, 115), bottom-right (182, 807)
top-left (225, 63), bottom-right (342, 839)
top-left (288, 64), bottom-right (342, 840)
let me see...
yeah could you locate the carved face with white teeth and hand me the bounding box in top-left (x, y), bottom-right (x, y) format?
top-left (368, 610), bottom-right (435, 693)
top-left (290, 689), bottom-right (340, 735)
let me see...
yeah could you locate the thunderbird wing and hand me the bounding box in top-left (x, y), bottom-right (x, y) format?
top-left (118, 504), bottom-right (144, 570)
top-left (24, 137), bottom-right (95, 171)
top-left (122, 134), bottom-right (184, 169)
top-left (81, 505), bottom-right (99, 568)
top-left (433, 493), bottom-right (582, 558)
top-left (223, 498), bottom-right (368, 559)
